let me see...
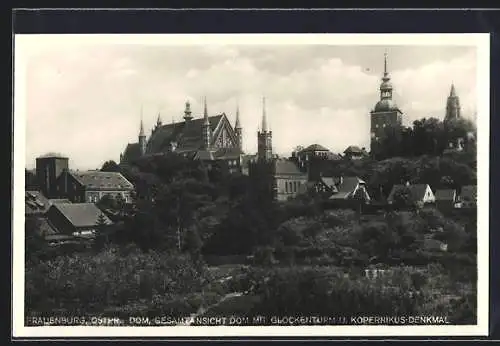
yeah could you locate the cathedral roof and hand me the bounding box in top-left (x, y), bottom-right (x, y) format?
top-left (373, 99), bottom-right (400, 113)
top-left (273, 159), bottom-right (306, 176)
top-left (122, 143), bottom-right (141, 163)
top-left (147, 114), bottom-right (224, 154)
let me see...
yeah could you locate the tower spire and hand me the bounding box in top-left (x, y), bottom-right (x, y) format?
top-left (450, 83), bottom-right (457, 97)
top-left (139, 105), bottom-right (145, 137)
top-left (203, 96), bottom-right (209, 125)
top-left (383, 50), bottom-right (388, 77)
top-left (235, 101), bottom-right (241, 129)
top-left (262, 96), bottom-right (268, 132)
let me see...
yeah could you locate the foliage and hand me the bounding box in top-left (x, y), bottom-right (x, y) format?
top-left (100, 160), bottom-right (121, 172)
top-left (25, 247), bottom-right (212, 317)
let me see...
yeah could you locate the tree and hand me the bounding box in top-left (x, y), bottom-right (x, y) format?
top-left (93, 213), bottom-right (109, 251)
top-left (101, 160), bottom-right (121, 172)
top-left (392, 186), bottom-right (414, 209)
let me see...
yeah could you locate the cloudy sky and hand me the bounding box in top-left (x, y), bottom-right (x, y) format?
top-left (19, 35), bottom-right (479, 170)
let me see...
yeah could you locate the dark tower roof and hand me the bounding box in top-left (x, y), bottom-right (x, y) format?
top-left (235, 102), bottom-right (241, 129)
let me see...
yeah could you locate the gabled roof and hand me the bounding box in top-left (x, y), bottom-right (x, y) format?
top-left (344, 146), bottom-right (367, 155)
top-left (461, 185), bottom-right (477, 201)
top-left (147, 114), bottom-right (224, 154)
top-left (388, 184), bottom-right (431, 202)
top-left (300, 144), bottom-right (330, 152)
top-left (50, 203), bottom-right (113, 228)
top-left (70, 171), bottom-right (134, 190)
top-left (337, 176), bottom-right (365, 193)
top-left (435, 189), bottom-right (456, 201)
top-left (273, 159), bottom-right (306, 176)
top-left (25, 191), bottom-right (51, 215)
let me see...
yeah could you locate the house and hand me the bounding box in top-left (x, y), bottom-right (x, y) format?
top-left (435, 189), bottom-right (458, 211)
top-left (46, 203), bottom-right (113, 237)
top-left (249, 158), bottom-right (308, 202)
top-left (309, 176), bottom-right (339, 197)
top-left (387, 183), bottom-right (435, 206)
top-left (329, 176), bottom-right (371, 201)
top-left (460, 185), bottom-right (477, 208)
top-left (25, 190), bottom-right (51, 216)
top-left (343, 146), bottom-right (369, 160)
top-left (54, 170), bottom-right (134, 204)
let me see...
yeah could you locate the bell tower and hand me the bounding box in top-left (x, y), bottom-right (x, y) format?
top-left (257, 97), bottom-right (273, 161)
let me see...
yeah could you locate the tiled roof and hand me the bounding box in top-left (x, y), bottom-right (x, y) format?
top-left (320, 177), bottom-right (337, 188)
top-left (337, 176), bottom-right (365, 193)
top-left (344, 146), bottom-right (366, 154)
top-left (51, 203), bottom-right (113, 228)
top-left (49, 199), bottom-right (72, 204)
top-left (71, 171), bottom-right (134, 191)
top-left (461, 185), bottom-right (477, 201)
top-left (273, 159), bottom-right (306, 176)
top-left (388, 184), bottom-right (430, 202)
top-left (25, 191), bottom-right (51, 215)
top-left (213, 147), bottom-right (243, 160)
top-left (147, 115), bottom-right (223, 154)
top-left (435, 189), bottom-right (456, 201)
top-left (300, 144), bottom-right (330, 152)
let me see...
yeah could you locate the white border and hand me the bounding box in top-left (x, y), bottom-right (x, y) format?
top-left (13, 33), bottom-right (490, 338)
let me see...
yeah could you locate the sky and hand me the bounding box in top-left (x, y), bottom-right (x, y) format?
top-left (19, 36), bottom-right (479, 170)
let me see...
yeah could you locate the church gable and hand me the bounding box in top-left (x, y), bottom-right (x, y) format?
top-left (212, 114), bottom-right (238, 149)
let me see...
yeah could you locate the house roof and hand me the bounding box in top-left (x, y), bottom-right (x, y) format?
top-left (51, 203), bottom-right (113, 228)
top-left (25, 190), bottom-right (51, 215)
top-left (70, 171), bottom-right (134, 190)
top-left (147, 114), bottom-right (224, 154)
top-left (344, 146), bottom-right (367, 155)
top-left (435, 189), bottom-right (456, 201)
top-left (388, 184), bottom-right (431, 202)
top-left (461, 185), bottom-right (477, 200)
top-left (273, 159), bottom-right (306, 176)
top-left (337, 176), bottom-right (365, 193)
top-left (49, 199), bottom-right (72, 204)
top-left (329, 192), bottom-right (351, 200)
top-left (320, 177), bottom-right (337, 188)
top-left (36, 152), bottom-right (68, 159)
top-left (300, 144), bottom-right (330, 152)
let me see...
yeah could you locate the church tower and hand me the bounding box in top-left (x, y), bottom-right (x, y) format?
top-left (370, 52), bottom-right (403, 157)
top-left (234, 102), bottom-right (243, 151)
top-left (201, 97), bottom-right (212, 149)
top-left (257, 97), bottom-right (273, 161)
top-left (139, 110), bottom-right (147, 156)
top-left (445, 84), bottom-right (461, 123)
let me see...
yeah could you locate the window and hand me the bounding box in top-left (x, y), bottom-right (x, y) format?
top-left (285, 182), bottom-right (288, 193)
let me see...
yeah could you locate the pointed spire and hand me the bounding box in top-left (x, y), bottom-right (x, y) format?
top-left (450, 83), bottom-right (457, 97)
top-left (203, 96), bottom-right (210, 125)
top-left (262, 96), bottom-right (268, 132)
top-left (383, 50), bottom-right (388, 77)
top-left (139, 105), bottom-right (145, 137)
top-left (235, 101), bottom-right (241, 129)
top-left (156, 112), bottom-right (162, 125)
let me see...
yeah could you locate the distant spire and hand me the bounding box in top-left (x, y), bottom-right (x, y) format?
top-left (450, 83), bottom-right (457, 97)
top-left (262, 96), bottom-right (268, 132)
top-left (383, 50), bottom-right (388, 77)
top-left (203, 96), bottom-right (210, 125)
top-left (156, 112), bottom-right (162, 125)
top-left (139, 106), bottom-right (145, 137)
top-left (235, 101), bottom-right (241, 129)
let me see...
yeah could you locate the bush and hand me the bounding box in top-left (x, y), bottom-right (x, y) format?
top-left (25, 246), bottom-right (211, 316)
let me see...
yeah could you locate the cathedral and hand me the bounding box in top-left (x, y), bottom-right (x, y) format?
top-left (120, 98), bottom-right (245, 172)
top-left (369, 52), bottom-right (404, 157)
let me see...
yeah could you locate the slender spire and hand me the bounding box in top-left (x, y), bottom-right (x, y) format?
top-left (156, 112), bottom-right (162, 125)
top-left (450, 83), bottom-right (457, 97)
top-left (235, 101), bottom-right (241, 129)
top-left (203, 96), bottom-right (210, 125)
top-left (139, 106), bottom-right (145, 137)
top-left (262, 96), bottom-right (268, 132)
top-left (382, 50), bottom-right (390, 82)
